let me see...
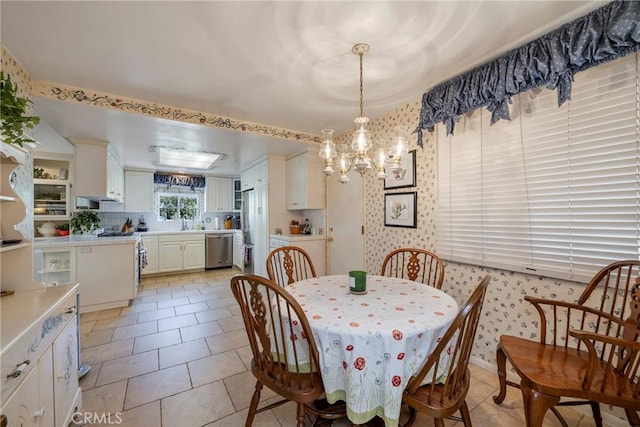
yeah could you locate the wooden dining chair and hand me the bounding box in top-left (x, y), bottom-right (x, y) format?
top-left (267, 245), bottom-right (317, 286)
top-left (493, 260), bottom-right (640, 427)
top-left (380, 248), bottom-right (445, 289)
top-left (399, 274), bottom-right (491, 427)
top-left (230, 274), bottom-right (346, 427)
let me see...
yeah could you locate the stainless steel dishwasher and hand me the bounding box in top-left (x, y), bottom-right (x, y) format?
top-left (205, 233), bottom-right (233, 269)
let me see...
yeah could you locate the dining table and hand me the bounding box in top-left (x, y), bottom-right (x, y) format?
top-left (285, 274), bottom-right (459, 427)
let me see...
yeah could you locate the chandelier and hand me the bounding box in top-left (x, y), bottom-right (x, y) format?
top-left (319, 43), bottom-right (409, 184)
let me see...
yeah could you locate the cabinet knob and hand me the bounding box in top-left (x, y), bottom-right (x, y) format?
top-left (65, 306), bottom-right (77, 315)
top-left (33, 408), bottom-right (46, 418)
top-left (327, 237), bottom-right (334, 242)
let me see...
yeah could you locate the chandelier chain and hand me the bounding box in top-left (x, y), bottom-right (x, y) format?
top-left (359, 51), bottom-right (364, 118)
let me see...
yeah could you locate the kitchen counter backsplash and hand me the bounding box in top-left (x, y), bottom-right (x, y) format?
top-left (97, 211), bottom-right (240, 233)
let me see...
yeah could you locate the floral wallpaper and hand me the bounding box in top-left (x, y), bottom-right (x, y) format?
top-left (356, 98), bottom-right (628, 423)
top-left (33, 80), bottom-right (319, 145)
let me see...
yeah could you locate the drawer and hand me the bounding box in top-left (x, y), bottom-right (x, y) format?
top-left (159, 234), bottom-right (204, 243)
top-left (1, 292), bottom-right (77, 403)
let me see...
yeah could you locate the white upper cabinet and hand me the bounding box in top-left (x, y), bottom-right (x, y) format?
top-left (286, 149), bottom-right (325, 210)
top-left (124, 170), bottom-right (154, 212)
top-left (205, 177), bottom-right (234, 212)
top-left (73, 140), bottom-right (124, 202)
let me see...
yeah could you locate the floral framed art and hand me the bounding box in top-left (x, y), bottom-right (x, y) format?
top-left (384, 192), bottom-right (417, 228)
top-left (384, 149), bottom-right (416, 189)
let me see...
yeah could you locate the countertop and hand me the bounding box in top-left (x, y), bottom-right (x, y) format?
top-left (271, 234), bottom-right (326, 241)
top-left (141, 229), bottom-right (241, 236)
top-left (33, 229), bottom-right (242, 247)
top-left (1, 283), bottom-right (79, 357)
top-left (34, 233), bottom-right (141, 248)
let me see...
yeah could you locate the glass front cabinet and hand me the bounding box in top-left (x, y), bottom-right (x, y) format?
top-left (33, 155), bottom-right (72, 220)
top-left (34, 247), bottom-right (75, 286)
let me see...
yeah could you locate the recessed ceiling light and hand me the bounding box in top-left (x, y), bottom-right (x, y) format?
top-left (150, 146), bottom-right (226, 170)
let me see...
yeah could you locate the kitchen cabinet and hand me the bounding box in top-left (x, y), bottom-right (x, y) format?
top-left (34, 247), bottom-right (75, 286)
top-left (52, 319), bottom-right (79, 427)
top-left (1, 348), bottom-right (54, 427)
top-left (75, 242), bottom-right (137, 311)
top-left (1, 142), bottom-right (34, 292)
top-left (233, 179), bottom-right (242, 211)
top-left (270, 235), bottom-right (327, 276)
top-left (233, 230), bottom-right (243, 269)
top-left (286, 149), bottom-right (325, 210)
top-left (158, 234), bottom-right (205, 273)
top-left (73, 140), bottom-right (124, 202)
top-left (240, 161), bottom-right (267, 191)
top-left (33, 153), bottom-right (72, 220)
top-left (141, 235), bottom-right (158, 275)
top-left (1, 285), bottom-right (82, 427)
top-left (205, 177), bottom-right (234, 212)
top-left (124, 170), bottom-right (154, 212)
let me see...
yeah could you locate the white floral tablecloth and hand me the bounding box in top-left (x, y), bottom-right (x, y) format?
top-left (287, 275), bottom-right (458, 427)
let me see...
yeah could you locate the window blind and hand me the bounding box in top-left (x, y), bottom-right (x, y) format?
top-left (436, 53), bottom-right (639, 283)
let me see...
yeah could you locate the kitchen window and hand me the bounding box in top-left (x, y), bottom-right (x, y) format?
top-left (157, 191), bottom-right (202, 222)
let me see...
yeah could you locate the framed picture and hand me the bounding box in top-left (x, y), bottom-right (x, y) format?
top-left (384, 149), bottom-right (416, 189)
top-left (384, 192), bottom-right (417, 228)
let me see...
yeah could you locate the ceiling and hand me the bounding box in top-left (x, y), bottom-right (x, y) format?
top-left (1, 1), bottom-right (606, 176)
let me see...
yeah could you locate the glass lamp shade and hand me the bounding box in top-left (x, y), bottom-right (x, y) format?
top-left (352, 117), bottom-right (372, 153)
top-left (390, 125), bottom-right (409, 159)
top-left (319, 129), bottom-right (337, 175)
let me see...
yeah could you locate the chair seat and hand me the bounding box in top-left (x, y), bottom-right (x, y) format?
top-left (251, 358), bottom-right (324, 403)
top-left (403, 369), bottom-right (470, 418)
top-left (499, 335), bottom-right (640, 409)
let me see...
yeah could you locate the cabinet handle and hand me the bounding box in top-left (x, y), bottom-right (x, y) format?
top-left (6, 360), bottom-right (30, 379)
top-left (33, 408), bottom-right (46, 418)
top-left (65, 306), bottom-right (77, 315)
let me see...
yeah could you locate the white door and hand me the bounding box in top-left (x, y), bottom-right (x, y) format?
top-left (327, 171), bottom-right (365, 274)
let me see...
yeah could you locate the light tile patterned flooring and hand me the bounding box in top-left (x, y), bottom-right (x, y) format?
top-left (78, 268), bottom-right (605, 426)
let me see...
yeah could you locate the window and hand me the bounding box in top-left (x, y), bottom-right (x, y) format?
top-left (436, 53), bottom-right (640, 283)
top-left (157, 191), bottom-right (202, 221)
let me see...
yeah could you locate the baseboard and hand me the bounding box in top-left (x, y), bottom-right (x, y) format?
top-left (469, 356), bottom-right (631, 427)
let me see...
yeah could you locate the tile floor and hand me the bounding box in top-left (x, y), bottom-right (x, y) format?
top-left (78, 268), bottom-right (606, 427)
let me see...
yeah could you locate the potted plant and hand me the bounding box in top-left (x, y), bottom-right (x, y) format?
top-left (70, 210), bottom-right (101, 234)
top-left (290, 220), bottom-right (300, 234)
top-left (0, 72), bottom-right (40, 147)
top-left (57, 223), bottom-right (70, 236)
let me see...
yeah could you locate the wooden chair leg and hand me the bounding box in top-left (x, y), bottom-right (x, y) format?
top-left (296, 402), bottom-right (305, 427)
top-left (520, 382), bottom-right (560, 427)
top-left (459, 400), bottom-right (472, 427)
top-left (493, 343), bottom-right (508, 404)
top-left (590, 401), bottom-right (603, 427)
top-left (624, 408), bottom-right (640, 427)
top-left (245, 381), bottom-right (263, 427)
top-left (434, 418), bottom-right (445, 427)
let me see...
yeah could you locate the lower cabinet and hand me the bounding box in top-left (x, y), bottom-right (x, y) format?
top-left (0, 285), bottom-right (82, 427)
top-left (233, 231), bottom-right (243, 269)
top-left (76, 243), bottom-right (136, 311)
top-left (141, 235), bottom-right (158, 275)
top-left (270, 235), bottom-right (327, 276)
top-left (53, 320), bottom-right (79, 427)
top-left (158, 234), bottom-right (205, 273)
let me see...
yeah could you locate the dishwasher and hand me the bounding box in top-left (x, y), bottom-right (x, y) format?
top-left (205, 233), bottom-right (233, 269)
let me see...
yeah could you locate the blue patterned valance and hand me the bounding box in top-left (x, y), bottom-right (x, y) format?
top-left (415, 0), bottom-right (640, 147)
top-left (153, 173), bottom-right (205, 190)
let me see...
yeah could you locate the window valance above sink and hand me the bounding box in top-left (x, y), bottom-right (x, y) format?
top-left (415, 0), bottom-right (640, 147)
top-left (153, 173), bottom-right (205, 191)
